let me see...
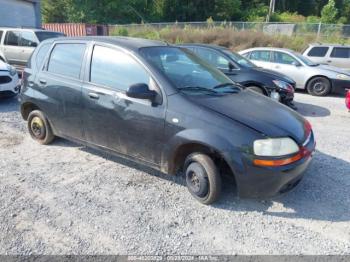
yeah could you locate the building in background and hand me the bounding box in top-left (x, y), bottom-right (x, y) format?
top-left (0, 0), bottom-right (41, 28)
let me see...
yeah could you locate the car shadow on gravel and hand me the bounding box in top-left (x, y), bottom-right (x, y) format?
top-left (215, 150), bottom-right (350, 222)
top-left (294, 102), bottom-right (331, 117)
top-left (0, 96), bottom-right (19, 113)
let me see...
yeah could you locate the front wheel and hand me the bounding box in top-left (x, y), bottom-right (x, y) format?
top-left (184, 153), bottom-right (221, 205)
top-left (27, 110), bottom-right (55, 145)
top-left (306, 77), bottom-right (331, 96)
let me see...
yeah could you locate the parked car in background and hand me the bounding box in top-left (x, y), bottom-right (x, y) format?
top-left (179, 44), bottom-right (296, 109)
top-left (0, 59), bottom-right (19, 97)
top-left (302, 44), bottom-right (350, 72)
top-left (0, 28), bottom-right (64, 70)
top-left (20, 37), bottom-right (315, 204)
top-left (240, 47), bottom-right (350, 96)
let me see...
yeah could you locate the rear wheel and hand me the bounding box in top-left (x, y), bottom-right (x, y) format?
top-left (246, 85), bottom-right (265, 95)
top-left (306, 77), bottom-right (331, 96)
top-left (184, 153), bottom-right (221, 205)
top-left (27, 110), bottom-right (55, 145)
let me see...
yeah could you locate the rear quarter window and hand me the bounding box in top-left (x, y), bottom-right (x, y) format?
top-left (47, 43), bottom-right (86, 79)
top-left (330, 47), bottom-right (350, 58)
top-left (307, 46), bottom-right (329, 57)
top-left (35, 43), bottom-right (51, 69)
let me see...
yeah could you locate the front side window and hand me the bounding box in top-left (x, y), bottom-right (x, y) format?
top-left (20, 31), bottom-right (38, 47)
top-left (330, 47), bottom-right (350, 58)
top-left (272, 52), bottom-right (298, 65)
top-left (90, 46), bottom-right (151, 91)
top-left (250, 51), bottom-right (271, 62)
top-left (307, 46), bottom-right (329, 57)
top-left (196, 48), bottom-right (232, 70)
top-left (140, 47), bottom-right (236, 95)
top-left (47, 43), bottom-right (86, 79)
top-left (4, 31), bottom-right (20, 46)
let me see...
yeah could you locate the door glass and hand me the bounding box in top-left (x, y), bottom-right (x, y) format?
top-left (35, 43), bottom-right (51, 69)
top-left (4, 31), bottom-right (20, 46)
top-left (90, 45), bottom-right (151, 91)
top-left (330, 47), bottom-right (350, 58)
top-left (307, 47), bottom-right (329, 57)
top-left (196, 48), bottom-right (231, 69)
top-left (47, 43), bottom-right (86, 79)
top-left (0, 31), bottom-right (3, 43)
top-left (20, 32), bottom-right (38, 47)
top-left (272, 52), bottom-right (297, 65)
top-left (250, 51), bottom-right (271, 62)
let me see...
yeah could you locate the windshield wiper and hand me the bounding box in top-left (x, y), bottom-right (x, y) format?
top-left (178, 86), bottom-right (218, 93)
top-left (212, 82), bottom-right (241, 91)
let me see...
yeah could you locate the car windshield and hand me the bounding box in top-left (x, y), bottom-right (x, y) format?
top-left (140, 47), bottom-right (240, 95)
top-left (293, 52), bottom-right (318, 66)
top-left (223, 50), bottom-right (257, 68)
top-left (35, 32), bottom-right (65, 42)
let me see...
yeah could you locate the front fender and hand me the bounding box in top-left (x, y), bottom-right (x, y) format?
top-left (161, 128), bottom-right (245, 176)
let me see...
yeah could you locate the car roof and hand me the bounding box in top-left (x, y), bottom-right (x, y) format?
top-left (241, 47), bottom-right (295, 53)
top-left (308, 43), bottom-right (350, 47)
top-left (179, 43), bottom-right (229, 51)
top-left (45, 36), bottom-right (168, 52)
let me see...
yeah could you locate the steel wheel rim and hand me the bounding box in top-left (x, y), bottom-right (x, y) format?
top-left (31, 116), bottom-right (45, 139)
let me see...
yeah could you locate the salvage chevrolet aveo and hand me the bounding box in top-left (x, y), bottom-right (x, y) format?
top-left (20, 37), bottom-right (316, 204)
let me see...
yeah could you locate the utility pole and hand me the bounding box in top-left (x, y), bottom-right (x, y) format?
top-left (266, 0), bottom-right (276, 22)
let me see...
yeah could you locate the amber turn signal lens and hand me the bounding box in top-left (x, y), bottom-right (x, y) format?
top-left (253, 152), bottom-right (304, 167)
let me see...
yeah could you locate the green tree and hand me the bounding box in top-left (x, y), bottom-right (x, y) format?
top-left (42, 0), bottom-right (69, 23)
top-left (321, 0), bottom-right (338, 23)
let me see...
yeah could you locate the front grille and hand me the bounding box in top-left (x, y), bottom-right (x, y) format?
top-left (0, 75), bottom-right (12, 84)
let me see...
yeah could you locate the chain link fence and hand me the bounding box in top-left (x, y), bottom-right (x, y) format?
top-left (109, 21), bottom-right (350, 39)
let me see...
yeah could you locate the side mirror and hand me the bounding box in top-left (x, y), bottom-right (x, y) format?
top-left (292, 61), bottom-right (301, 67)
top-left (126, 83), bottom-right (157, 101)
top-left (228, 62), bottom-right (235, 71)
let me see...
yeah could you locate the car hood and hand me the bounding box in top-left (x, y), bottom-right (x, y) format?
top-left (316, 64), bottom-right (350, 75)
top-left (191, 91), bottom-right (307, 144)
top-left (252, 67), bottom-right (296, 84)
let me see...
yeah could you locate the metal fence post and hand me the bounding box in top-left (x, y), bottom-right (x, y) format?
top-left (317, 22), bottom-right (322, 40)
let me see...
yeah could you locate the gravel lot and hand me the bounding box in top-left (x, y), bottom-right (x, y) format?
top-left (0, 92), bottom-right (349, 255)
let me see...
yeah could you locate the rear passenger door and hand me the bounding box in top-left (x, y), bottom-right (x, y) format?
top-left (34, 42), bottom-right (87, 140)
top-left (82, 44), bottom-right (166, 165)
top-left (329, 47), bottom-right (350, 71)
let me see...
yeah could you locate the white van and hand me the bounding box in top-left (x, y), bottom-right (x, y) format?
top-left (303, 44), bottom-right (350, 71)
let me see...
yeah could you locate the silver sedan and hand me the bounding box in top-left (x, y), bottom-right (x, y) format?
top-left (239, 47), bottom-right (350, 96)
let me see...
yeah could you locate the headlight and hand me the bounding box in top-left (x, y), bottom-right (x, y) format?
top-left (7, 65), bottom-right (17, 76)
top-left (336, 74), bottom-right (350, 80)
top-left (272, 80), bottom-right (294, 92)
top-left (253, 137), bottom-right (299, 157)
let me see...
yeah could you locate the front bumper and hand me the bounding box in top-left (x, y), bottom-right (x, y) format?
top-left (233, 132), bottom-right (315, 199)
top-left (0, 73), bottom-right (20, 97)
top-left (331, 79), bottom-right (350, 95)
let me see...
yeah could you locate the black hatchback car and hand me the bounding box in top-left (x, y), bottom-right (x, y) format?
top-left (20, 37), bottom-right (315, 204)
top-left (179, 44), bottom-right (297, 109)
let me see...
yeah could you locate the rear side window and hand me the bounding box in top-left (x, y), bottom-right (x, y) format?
top-left (307, 46), bottom-right (329, 57)
top-left (90, 45), bottom-right (150, 91)
top-left (4, 31), bottom-right (20, 46)
top-left (250, 51), bottom-right (271, 62)
top-left (36, 43), bottom-right (51, 69)
top-left (330, 47), bottom-right (350, 58)
top-left (47, 43), bottom-right (86, 79)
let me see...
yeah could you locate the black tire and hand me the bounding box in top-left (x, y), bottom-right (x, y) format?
top-left (27, 110), bottom-right (55, 145)
top-left (246, 85), bottom-right (265, 95)
top-left (306, 77), bottom-right (331, 96)
top-left (184, 153), bottom-right (221, 205)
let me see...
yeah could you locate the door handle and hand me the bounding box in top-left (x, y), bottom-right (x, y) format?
top-left (88, 92), bottom-right (100, 99)
top-left (39, 79), bottom-right (47, 85)
top-left (327, 60), bottom-right (332, 63)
